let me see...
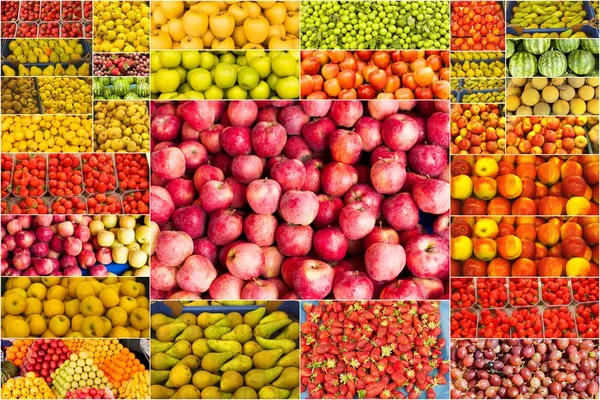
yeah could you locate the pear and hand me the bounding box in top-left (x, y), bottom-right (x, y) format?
top-left (243, 341), bottom-right (264, 357)
top-left (192, 338), bottom-right (211, 358)
top-left (30, 66), bottom-right (42, 76)
top-left (2, 66), bottom-right (16, 77)
top-left (253, 349), bottom-right (283, 369)
top-left (176, 325), bottom-right (203, 342)
top-left (222, 300), bottom-right (254, 306)
top-left (254, 319), bottom-right (292, 339)
top-left (176, 313), bottom-right (197, 325)
top-left (59, 53), bottom-right (70, 63)
top-left (42, 65), bottom-right (54, 76)
top-left (259, 311), bottom-right (289, 324)
top-left (220, 370), bottom-right (244, 393)
top-left (215, 312), bottom-right (243, 328)
top-left (150, 385), bottom-right (175, 399)
top-left (221, 324), bottom-right (253, 344)
top-left (54, 64), bottom-right (64, 76)
top-left (197, 312), bottom-right (225, 328)
top-left (38, 54), bottom-right (49, 63)
top-left (244, 368), bottom-right (283, 391)
top-left (275, 322), bottom-right (299, 340)
top-left (165, 364), bottom-right (192, 388)
top-left (205, 326), bottom-right (231, 339)
top-left (171, 384), bottom-right (201, 399)
top-left (201, 387), bottom-right (232, 399)
top-left (221, 355), bottom-right (253, 373)
top-left (201, 352), bottom-right (236, 373)
top-left (27, 52), bottom-right (38, 63)
top-left (151, 353), bottom-right (180, 370)
top-left (74, 44), bottom-right (84, 55)
top-left (271, 367), bottom-right (299, 390)
top-left (258, 386), bottom-right (291, 399)
top-left (179, 354), bottom-right (201, 370)
top-left (192, 370), bottom-right (220, 390)
top-left (184, 300), bottom-right (210, 306)
top-left (232, 387), bottom-right (258, 399)
top-left (243, 307), bottom-right (266, 328)
top-left (150, 339), bottom-right (173, 354)
top-left (166, 340), bottom-right (192, 359)
top-left (290, 386), bottom-right (300, 399)
top-left (49, 53), bottom-right (60, 63)
top-left (207, 339), bottom-right (242, 354)
top-left (276, 349), bottom-right (300, 368)
top-left (156, 322), bottom-right (188, 342)
top-left (151, 313), bottom-right (174, 331)
top-left (150, 370), bottom-right (170, 385)
top-left (77, 63), bottom-right (90, 76)
top-left (255, 337), bottom-right (296, 354)
top-left (18, 64), bottom-right (29, 76)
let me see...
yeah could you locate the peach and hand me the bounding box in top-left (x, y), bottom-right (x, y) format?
top-left (589, 263), bottom-right (599, 277)
top-left (583, 162), bottom-right (599, 185)
top-left (497, 160), bottom-right (515, 175)
top-left (561, 175), bottom-right (588, 198)
top-left (515, 163), bottom-right (537, 181)
top-left (515, 216), bottom-right (536, 226)
top-left (578, 155), bottom-right (597, 166)
top-left (584, 186), bottom-right (593, 200)
top-left (497, 235), bottom-right (522, 260)
top-left (497, 174), bottom-right (522, 199)
top-left (565, 257), bottom-right (591, 276)
top-left (560, 237), bottom-right (588, 259)
top-left (473, 238), bottom-right (497, 261)
top-left (538, 257), bottom-right (564, 276)
top-left (520, 239), bottom-right (536, 259)
top-left (583, 222), bottom-right (599, 245)
top-left (566, 197), bottom-right (590, 215)
top-left (461, 258), bottom-right (487, 276)
top-left (535, 182), bottom-right (548, 198)
top-left (451, 199), bottom-right (462, 215)
top-left (593, 245), bottom-right (599, 264)
top-left (538, 196), bottom-right (564, 216)
top-left (537, 162), bottom-right (560, 185)
top-left (498, 221), bottom-right (515, 237)
top-left (451, 175), bottom-right (474, 200)
top-left (450, 236), bottom-right (473, 261)
top-left (487, 198), bottom-right (511, 215)
top-left (487, 258), bottom-right (511, 276)
top-left (511, 258), bottom-right (537, 276)
top-left (560, 221), bottom-right (583, 240)
top-left (473, 177), bottom-right (497, 200)
top-left (473, 218), bottom-right (499, 238)
top-left (537, 222), bottom-right (560, 246)
top-left (515, 224), bottom-right (537, 241)
top-left (451, 219), bottom-right (473, 238)
top-left (461, 198), bottom-right (488, 215)
top-left (534, 242), bottom-right (548, 259)
top-left (451, 259), bottom-right (462, 276)
top-left (450, 159), bottom-right (473, 176)
top-left (548, 183), bottom-right (562, 197)
top-left (584, 247), bottom-right (592, 261)
top-left (511, 198), bottom-right (536, 215)
top-left (520, 178), bottom-right (536, 198)
top-left (560, 161), bottom-right (583, 179)
top-left (548, 244), bottom-right (563, 258)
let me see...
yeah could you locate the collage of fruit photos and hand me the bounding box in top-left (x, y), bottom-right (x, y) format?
top-left (0, 0), bottom-right (599, 399)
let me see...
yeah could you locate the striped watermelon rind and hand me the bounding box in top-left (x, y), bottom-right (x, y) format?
top-left (509, 52), bottom-right (538, 77)
top-left (506, 40), bottom-right (515, 59)
top-left (523, 39), bottom-right (551, 55)
top-left (580, 39), bottom-right (599, 55)
top-left (568, 50), bottom-right (596, 76)
top-left (554, 39), bottom-right (580, 53)
top-left (538, 51), bottom-right (568, 77)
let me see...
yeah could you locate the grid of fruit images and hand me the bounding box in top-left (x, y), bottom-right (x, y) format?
top-left (1, 0), bottom-right (599, 400)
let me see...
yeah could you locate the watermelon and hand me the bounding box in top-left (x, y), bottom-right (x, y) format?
top-left (93, 80), bottom-right (104, 97)
top-left (523, 39), bottom-right (551, 55)
top-left (568, 50), bottom-right (595, 75)
top-left (580, 39), bottom-right (599, 55)
top-left (113, 80), bottom-right (129, 97)
top-left (136, 82), bottom-right (150, 98)
top-left (509, 52), bottom-right (537, 77)
top-left (124, 92), bottom-right (140, 100)
top-left (554, 39), bottom-right (580, 53)
top-left (98, 77), bottom-right (111, 86)
top-left (538, 51), bottom-right (568, 77)
top-left (506, 40), bottom-right (515, 58)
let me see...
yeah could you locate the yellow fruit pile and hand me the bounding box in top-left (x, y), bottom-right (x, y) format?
top-left (64, 338), bottom-right (124, 366)
top-left (1, 115), bottom-right (93, 153)
top-left (1, 372), bottom-right (55, 400)
top-left (38, 77), bottom-right (92, 115)
top-left (93, 1), bottom-right (150, 52)
top-left (93, 101), bottom-right (150, 152)
top-left (118, 370), bottom-right (149, 399)
top-left (1, 277), bottom-right (149, 339)
top-left (2, 63), bottom-right (91, 77)
top-left (151, 1), bottom-right (300, 50)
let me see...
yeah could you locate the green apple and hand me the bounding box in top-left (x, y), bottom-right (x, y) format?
top-left (236, 55), bottom-right (247, 66)
top-left (141, 242), bottom-right (151, 255)
top-left (112, 247), bottom-right (129, 264)
top-left (276, 76), bottom-right (299, 99)
top-left (187, 68), bottom-right (212, 91)
top-left (150, 52), bottom-right (162, 72)
top-left (249, 81), bottom-right (271, 99)
top-left (119, 216), bottom-right (136, 229)
top-left (220, 53), bottom-right (237, 64)
top-left (199, 52), bottom-right (215, 70)
top-left (158, 92), bottom-right (179, 99)
top-left (175, 65), bottom-right (187, 83)
top-left (245, 50), bottom-right (266, 63)
top-left (135, 225), bottom-right (150, 243)
top-left (204, 85), bottom-right (224, 99)
top-left (249, 56), bottom-right (271, 79)
top-left (185, 91), bottom-right (205, 99)
top-left (237, 66), bottom-right (260, 90)
top-left (117, 228), bottom-right (135, 245)
top-left (102, 215), bottom-right (118, 228)
top-left (267, 73), bottom-right (280, 91)
top-left (128, 250), bottom-right (148, 269)
top-left (144, 215), bottom-right (150, 226)
top-left (155, 69), bottom-right (180, 93)
top-left (214, 63), bottom-right (237, 89)
top-left (96, 231), bottom-right (115, 247)
top-left (178, 82), bottom-right (192, 94)
top-left (226, 85), bottom-right (248, 99)
top-left (268, 51), bottom-right (283, 59)
top-left (272, 53), bottom-right (297, 77)
top-left (127, 243), bottom-right (141, 252)
top-left (158, 51), bottom-right (181, 68)
top-left (175, 93), bottom-right (188, 99)
top-left (150, 73), bottom-right (158, 93)
top-left (290, 51), bottom-right (300, 62)
top-left (181, 50), bottom-right (201, 69)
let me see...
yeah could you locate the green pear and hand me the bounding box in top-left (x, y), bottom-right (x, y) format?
top-left (150, 339), bottom-right (173, 354)
top-left (176, 325), bottom-right (203, 342)
top-left (176, 313), bottom-right (197, 325)
top-left (290, 386), bottom-right (300, 399)
top-left (192, 338), bottom-right (211, 358)
top-left (243, 307), bottom-right (266, 328)
top-left (243, 341), bottom-right (264, 357)
top-left (207, 339), bottom-right (243, 354)
top-left (205, 326), bottom-right (231, 339)
top-left (201, 386), bottom-right (232, 399)
top-left (220, 370), bottom-right (244, 393)
top-left (215, 312), bottom-right (243, 328)
top-left (275, 322), bottom-right (299, 340)
top-left (151, 313), bottom-right (174, 331)
top-left (271, 367), bottom-right (299, 390)
top-left (165, 340), bottom-right (192, 359)
top-left (259, 311), bottom-right (289, 324)
top-left (192, 370), bottom-right (220, 390)
top-left (165, 364), bottom-right (192, 388)
top-left (253, 349), bottom-right (283, 369)
top-left (254, 319), bottom-right (292, 339)
top-left (232, 387), bottom-right (258, 399)
top-left (221, 355), bottom-right (253, 373)
top-left (151, 353), bottom-right (180, 370)
top-left (156, 322), bottom-right (188, 342)
top-left (258, 386), bottom-right (291, 399)
top-left (171, 384), bottom-right (201, 399)
top-left (150, 370), bottom-right (170, 385)
top-left (255, 337), bottom-right (296, 354)
top-left (150, 385), bottom-right (175, 399)
top-left (276, 349), bottom-right (299, 368)
top-left (221, 324), bottom-right (253, 344)
top-left (197, 312), bottom-right (225, 328)
top-left (244, 368), bottom-right (283, 391)
top-left (179, 354), bottom-right (201, 370)
top-left (222, 300), bottom-right (255, 306)
top-left (255, 301), bottom-right (268, 306)
top-left (201, 352), bottom-right (236, 373)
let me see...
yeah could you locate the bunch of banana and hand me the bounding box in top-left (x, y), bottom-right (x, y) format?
top-left (119, 370), bottom-right (150, 399)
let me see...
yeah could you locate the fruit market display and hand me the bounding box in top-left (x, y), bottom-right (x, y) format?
top-left (450, 1), bottom-right (505, 51)
top-left (507, 1), bottom-right (599, 38)
top-left (1, 276), bottom-right (149, 338)
top-left (451, 339), bottom-right (600, 399)
top-left (1, 115), bottom-right (94, 153)
top-left (505, 116), bottom-right (598, 154)
top-left (508, 39), bottom-right (600, 78)
top-left (150, 50), bottom-right (299, 100)
top-left (450, 104), bottom-right (506, 155)
top-left (93, 54), bottom-right (150, 77)
top-left (1, 214), bottom-right (153, 276)
top-left (150, 304), bottom-right (300, 399)
top-left (92, 1), bottom-right (150, 53)
top-left (150, 1), bottom-right (300, 50)
top-left (0, 78), bottom-right (40, 114)
top-left (1, 0), bottom-right (93, 39)
top-left (150, 99), bottom-right (450, 300)
top-left (38, 77), bottom-right (92, 114)
top-left (453, 78), bottom-right (506, 104)
top-left (93, 77), bottom-right (150, 101)
top-left (301, 301), bottom-right (449, 399)
top-left (93, 101), bottom-right (150, 153)
top-left (506, 77), bottom-right (600, 115)
top-left (300, 50), bottom-right (450, 100)
top-left (301, 0), bottom-right (450, 50)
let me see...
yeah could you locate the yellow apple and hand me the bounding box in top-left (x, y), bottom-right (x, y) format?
top-left (49, 315), bottom-right (70, 336)
top-left (473, 218), bottom-right (499, 239)
top-left (99, 288), bottom-right (120, 308)
top-left (106, 307), bottom-right (128, 327)
top-left (450, 236), bottom-right (473, 261)
top-left (130, 308), bottom-right (149, 330)
top-left (473, 157), bottom-right (499, 177)
top-left (44, 299), bottom-right (65, 318)
top-left (4, 293), bottom-right (28, 315)
top-left (119, 297), bottom-right (138, 314)
top-left (450, 175), bottom-right (473, 200)
top-left (26, 314), bottom-right (47, 336)
top-left (23, 298), bottom-right (42, 316)
top-left (81, 316), bottom-right (106, 338)
top-left (65, 299), bottom-right (81, 318)
top-left (80, 297), bottom-right (105, 317)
